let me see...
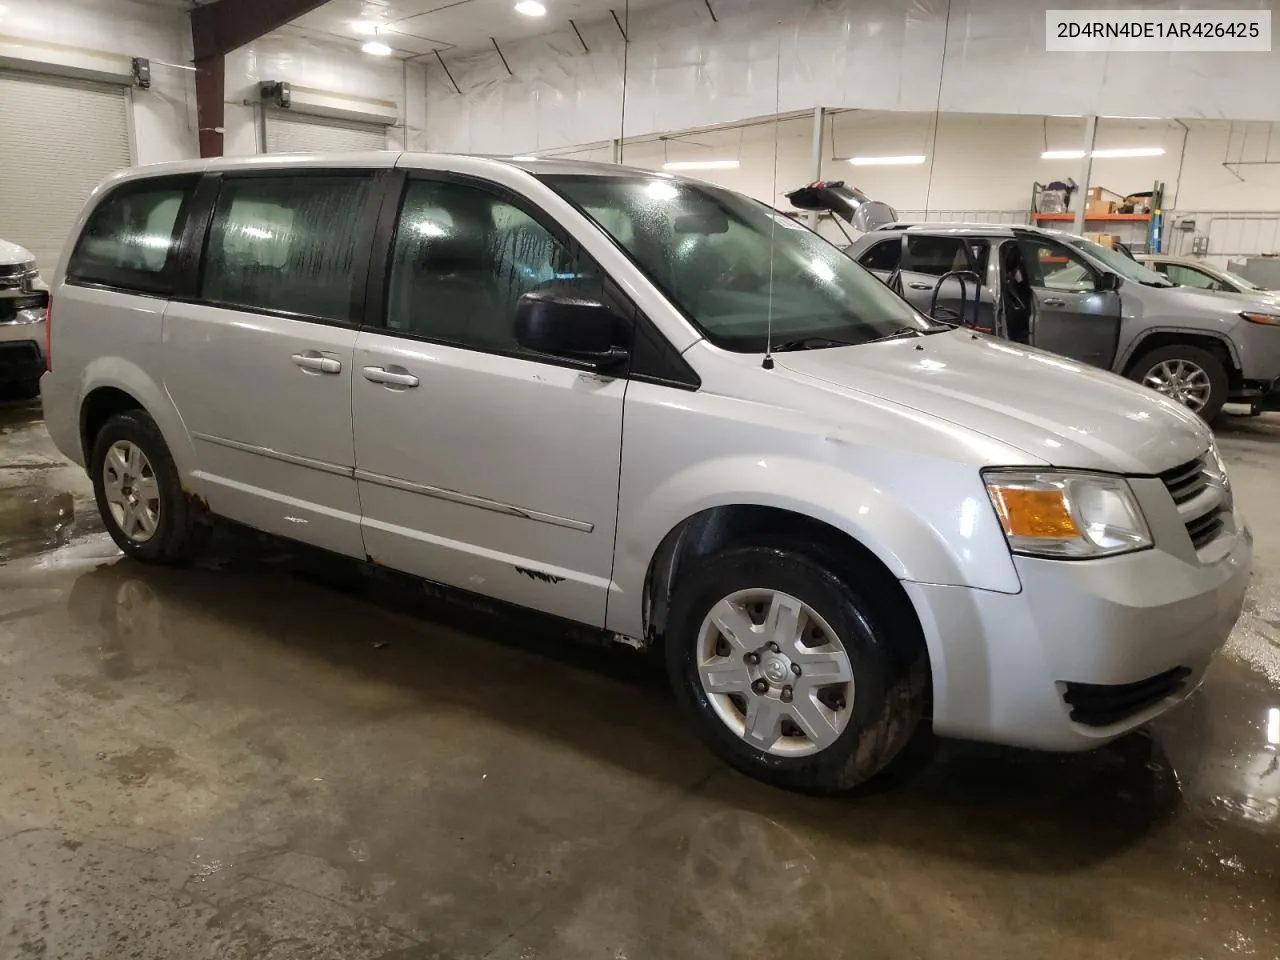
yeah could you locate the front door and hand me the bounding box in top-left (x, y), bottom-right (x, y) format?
top-left (163, 170), bottom-right (381, 557)
top-left (1017, 236), bottom-right (1123, 368)
top-left (351, 175), bottom-right (627, 626)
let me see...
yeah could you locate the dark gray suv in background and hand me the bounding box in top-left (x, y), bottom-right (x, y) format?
top-left (845, 223), bottom-right (1280, 421)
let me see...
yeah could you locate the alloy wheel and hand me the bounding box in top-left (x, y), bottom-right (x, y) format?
top-left (1142, 358), bottom-right (1212, 411)
top-left (102, 440), bottom-right (161, 543)
top-left (695, 588), bottom-right (855, 757)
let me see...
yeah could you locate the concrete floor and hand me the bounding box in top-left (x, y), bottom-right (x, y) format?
top-left (0, 394), bottom-right (1277, 960)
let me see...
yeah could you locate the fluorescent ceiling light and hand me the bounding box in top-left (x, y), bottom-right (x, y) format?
top-left (1092, 146), bottom-right (1166, 158)
top-left (847, 155), bottom-right (926, 166)
top-left (662, 159), bottom-right (740, 171)
top-left (362, 40), bottom-right (392, 56)
top-left (351, 20), bottom-right (380, 35)
top-left (1042, 147), bottom-right (1165, 160)
top-left (515, 0), bottom-right (547, 15)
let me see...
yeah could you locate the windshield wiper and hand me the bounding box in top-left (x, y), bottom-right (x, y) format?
top-left (868, 325), bottom-right (936, 343)
top-left (771, 336), bottom-right (861, 352)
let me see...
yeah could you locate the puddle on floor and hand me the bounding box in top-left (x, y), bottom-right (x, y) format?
top-left (0, 483), bottom-right (103, 564)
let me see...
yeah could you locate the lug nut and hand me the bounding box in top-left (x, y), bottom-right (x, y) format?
top-left (751, 679), bottom-right (769, 695)
top-left (767, 642), bottom-right (780, 653)
top-left (780, 685), bottom-right (793, 703)
top-left (791, 663), bottom-right (802, 676)
top-left (744, 652), bottom-right (759, 665)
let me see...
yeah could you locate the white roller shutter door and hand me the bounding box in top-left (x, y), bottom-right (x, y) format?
top-left (0, 71), bottom-right (131, 272)
top-left (265, 113), bottom-right (388, 153)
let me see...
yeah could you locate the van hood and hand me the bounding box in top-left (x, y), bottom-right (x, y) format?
top-left (775, 330), bottom-right (1210, 474)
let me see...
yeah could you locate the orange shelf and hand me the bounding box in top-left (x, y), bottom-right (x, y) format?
top-left (1033, 213), bottom-right (1152, 221)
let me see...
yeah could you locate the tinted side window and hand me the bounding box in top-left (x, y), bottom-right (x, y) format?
top-left (386, 179), bottom-right (600, 352)
top-left (201, 175), bottom-right (372, 321)
top-left (67, 177), bottom-right (196, 293)
top-left (858, 238), bottom-right (901, 272)
top-left (904, 235), bottom-right (969, 276)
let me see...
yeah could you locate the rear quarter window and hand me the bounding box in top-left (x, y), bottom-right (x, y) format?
top-left (66, 176), bottom-right (198, 294)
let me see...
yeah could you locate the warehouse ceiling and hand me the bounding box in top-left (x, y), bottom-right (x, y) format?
top-left (280, 0), bottom-right (671, 57)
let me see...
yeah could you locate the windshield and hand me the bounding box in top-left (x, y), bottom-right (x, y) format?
top-left (540, 174), bottom-right (931, 351)
top-left (1221, 268), bottom-right (1263, 291)
top-left (1064, 236), bottom-right (1172, 286)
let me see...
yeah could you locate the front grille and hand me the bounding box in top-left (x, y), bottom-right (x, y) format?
top-left (1159, 457), bottom-right (1208, 504)
top-left (1159, 454), bottom-right (1227, 551)
top-left (1062, 666), bottom-right (1192, 727)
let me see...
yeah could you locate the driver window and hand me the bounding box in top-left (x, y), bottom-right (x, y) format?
top-left (1017, 239), bottom-right (1096, 292)
top-left (1164, 263), bottom-right (1222, 291)
top-left (387, 180), bottom-right (601, 352)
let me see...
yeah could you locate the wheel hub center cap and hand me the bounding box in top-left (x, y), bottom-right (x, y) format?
top-left (761, 656), bottom-right (790, 685)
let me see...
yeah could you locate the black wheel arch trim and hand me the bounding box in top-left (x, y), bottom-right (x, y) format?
top-left (1115, 327), bottom-right (1241, 374)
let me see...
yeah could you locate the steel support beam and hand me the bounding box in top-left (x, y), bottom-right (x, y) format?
top-left (189, 0), bottom-right (329, 157)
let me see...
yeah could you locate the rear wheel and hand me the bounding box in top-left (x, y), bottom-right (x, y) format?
top-left (1129, 344), bottom-right (1228, 421)
top-left (90, 409), bottom-right (207, 563)
top-left (665, 543), bottom-right (927, 794)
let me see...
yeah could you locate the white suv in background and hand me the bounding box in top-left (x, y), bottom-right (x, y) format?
top-left (41, 153), bottom-right (1252, 794)
top-left (0, 238), bottom-right (48, 396)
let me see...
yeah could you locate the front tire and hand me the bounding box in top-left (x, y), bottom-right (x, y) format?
top-left (1129, 344), bottom-right (1228, 422)
top-left (665, 544), bottom-right (927, 794)
top-left (90, 409), bottom-right (207, 564)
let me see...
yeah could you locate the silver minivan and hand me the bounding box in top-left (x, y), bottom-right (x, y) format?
top-left (42, 154), bottom-right (1252, 794)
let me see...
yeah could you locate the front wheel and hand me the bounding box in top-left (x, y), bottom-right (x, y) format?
top-left (664, 544), bottom-right (927, 794)
top-left (1129, 344), bottom-right (1228, 421)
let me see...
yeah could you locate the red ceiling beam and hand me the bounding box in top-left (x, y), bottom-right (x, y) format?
top-left (189, 0), bottom-right (330, 157)
top-left (191, 0), bottom-right (330, 61)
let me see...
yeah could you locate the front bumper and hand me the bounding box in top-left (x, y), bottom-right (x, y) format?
top-left (0, 300), bottom-right (46, 384)
top-left (904, 511), bottom-right (1252, 751)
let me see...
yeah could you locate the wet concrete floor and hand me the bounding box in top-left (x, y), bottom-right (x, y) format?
top-left (0, 393), bottom-right (1277, 959)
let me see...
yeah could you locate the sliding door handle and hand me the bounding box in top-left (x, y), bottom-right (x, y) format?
top-left (362, 365), bottom-right (419, 388)
top-left (292, 351), bottom-right (342, 374)
top-left (1041, 297), bottom-right (1067, 307)
top-left (907, 281), bottom-right (932, 290)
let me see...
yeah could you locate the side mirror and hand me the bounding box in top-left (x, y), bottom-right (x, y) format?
top-left (514, 286), bottom-right (628, 371)
top-left (1095, 271), bottom-right (1122, 292)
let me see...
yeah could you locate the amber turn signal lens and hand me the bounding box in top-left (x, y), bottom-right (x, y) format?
top-left (988, 486), bottom-right (1081, 539)
top-left (1242, 312), bottom-right (1280, 326)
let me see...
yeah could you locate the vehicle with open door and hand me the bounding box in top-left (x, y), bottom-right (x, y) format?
top-left (844, 222), bottom-right (1280, 421)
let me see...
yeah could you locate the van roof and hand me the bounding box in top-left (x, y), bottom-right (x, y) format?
top-left (108, 152), bottom-right (672, 184)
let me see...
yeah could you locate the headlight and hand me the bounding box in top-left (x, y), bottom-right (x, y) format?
top-left (1241, 311), bottom-right (1280, 326)
top-left (983, 470), bottom-right (1152, 559)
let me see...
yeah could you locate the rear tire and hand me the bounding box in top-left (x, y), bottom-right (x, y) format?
top-left (664, 543), bottom-right (928, 794)
top-left (90, 409), bottom-right (207, 564)
top-left (1128, 344), bottom-right (1228, 422)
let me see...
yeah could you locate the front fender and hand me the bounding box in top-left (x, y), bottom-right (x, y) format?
top-left (606, 453), bottom-right (1021, 638)
top-left (79, 356), bottom-right (201, 493)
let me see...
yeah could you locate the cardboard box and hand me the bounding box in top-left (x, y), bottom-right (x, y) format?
top-left (1083, 232), bottom-right (1116, 248)
top-left (1086, 199), bottom-right (1116, 217)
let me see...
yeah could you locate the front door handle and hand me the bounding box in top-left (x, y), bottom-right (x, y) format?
top-left (362, 365), bottom-right (419, 388)
top-left (1041, 297), bottom-right (1066, 307)
top-left (292, 351), bottom-right (342, 374)
top-left (907, 281), bottom-right (932, 290)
